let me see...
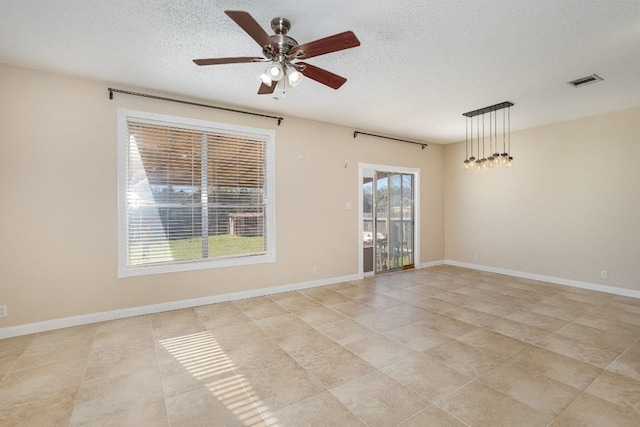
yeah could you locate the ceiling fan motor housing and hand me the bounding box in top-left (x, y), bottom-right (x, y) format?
top-left (267, 17), bottom-right (298, 55)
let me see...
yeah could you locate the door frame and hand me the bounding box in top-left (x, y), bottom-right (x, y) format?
top-left (358, 162), bottom-right (420, 279)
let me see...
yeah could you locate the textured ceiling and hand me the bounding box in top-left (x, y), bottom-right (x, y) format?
top-left (1, 0), bottom-right (639, 144)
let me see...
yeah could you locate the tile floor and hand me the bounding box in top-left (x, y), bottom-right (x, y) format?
top-left (1, 266), bottom-right (640, 426)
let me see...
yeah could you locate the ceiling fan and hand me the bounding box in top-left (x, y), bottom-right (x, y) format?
top-left (193, 10), bottom-right (361, 95)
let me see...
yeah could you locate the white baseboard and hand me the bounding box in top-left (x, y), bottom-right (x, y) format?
top-left (418, 260), bottom-right (446, 269)
top-left (444, 260), bottom-right (640, 299)
top-left (0, 273), bottom-right (360, 340)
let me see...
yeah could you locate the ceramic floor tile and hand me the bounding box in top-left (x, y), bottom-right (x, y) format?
top-left (294, 305), bottom-right (346, 327)
top-left (165, 385), bottom-right (265, 427)
top-left (574, 313), bottom-right (640, 338)
top-left (236, 301), bottom-right (288, 321)
top-left (551, 392), bottom-right (640, 427)
top-left (381, 354), bottom-right (471, 401)
top-left (446, 306), bottom-right (502, 327)
top-left (508, 346), bottom-right (602, 390)
top-left (478, 362), bottom-right (580, 416)
top-left (356, 293), bottom-right (405, 310)
top-left (273, 295), bottom-right (323, 313)
top-left (584, 370), bottom-right (640, 411)
top-left (346, 334), bottom-right (420, 369)
top-left (437, 380), bottom-right (552, 427)
top-left (330, 371), bottom-right (429, 427)
top-left (590, 303), bottom-right (640, 326)
top-left (253, 313), bottom-right (312, 339)
top-left (267, 391), bottom-right (365, 427)
top-left (385, 322), bottom-right (452, 353)
top-left (415, 314), bottom-right (478, 338)
top-left (238, 358), bottom-right (325, 413)
top-left (0, 348), bottom-right (23, 377)
top-left (71, 400), bottom-right (168, 427)
top-left (299, 288), bottom-right (350, 306)
top-left (197, 309), bottom-right (252, 330)
top-left (554, 322), bottom-right (637, 352)
top-left (331, 300), bottom-right (378, 318)
top-left (225, 337), bottom-right (293, 372)
top-left (71, 369), bottom-right (164, 426)
top-left (536, 333), bottom-right (621, 368)
top-left (296, 345), bottom-right (375, 388)
top-left (83, 343), bottom-right (158, 382)
top-left (412, 296), bottom-right (461, 314)
top-left (524, 302), bottom-right (585, 321)
top-left (541, 295), bottom-right (600, 313)
top-left (91, 324), bottom-right (155, 352)
top-left (463, 299), bottom-right (517, 317)
top-left (0, 357), bottom-right (86, 404)
top-left (456, 328), bottom-right (528, 360)
top-left (606, 340), bottom-right (640, 381)
top-left (273, 326), bottom-right (338, 359)
top-left (29, 324), bottom-right (97, 346)
top-left (11, 336), bottom-right (94, 371)
top-left (315, 318), bottom-right (377, 345)
top-left (396, 405), bottom-right (467, 427)
top-left (487, 317), bottom-right (551, 344)
top-left (425, 339), bottom-right (503, 377)
top-left (203, 321), bottom-right (271, 350)
top-left (351, 306), bottom-right (420, 332)
top-left (505, 309), bottom-right (568, 332)
top-left (0, 335), bottom-right (35, 353)
top-left (151, 310), bottom-right (207, 341)
top-left (0, 387), bottom-right (77, 427)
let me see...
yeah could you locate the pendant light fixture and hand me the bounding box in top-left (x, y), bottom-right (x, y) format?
top-left (462, 102), bottom-right (514, 171)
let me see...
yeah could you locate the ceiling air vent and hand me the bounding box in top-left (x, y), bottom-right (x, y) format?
top-left (568, 74), bottom-right (603, 88)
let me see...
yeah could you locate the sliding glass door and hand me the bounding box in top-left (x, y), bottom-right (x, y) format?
top-left (374, 172), bottom-right (414, 273)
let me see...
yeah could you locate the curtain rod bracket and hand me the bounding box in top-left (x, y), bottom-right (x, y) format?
top-left (353, 130), bottom-right (428, 149)
top-left (107, 87), bottom-right (283, 125)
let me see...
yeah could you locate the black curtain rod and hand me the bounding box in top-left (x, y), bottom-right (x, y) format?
top-left (353, 131), bottom-right (428, 150)
top-left (107, 88), bottom-right (283, 125)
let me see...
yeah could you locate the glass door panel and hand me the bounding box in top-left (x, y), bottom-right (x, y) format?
top-left (374, 171), bottom-right (414, 274)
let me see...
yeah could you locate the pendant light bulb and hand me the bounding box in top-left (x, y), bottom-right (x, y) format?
top-left (266, 62), bottom-right (284, 81)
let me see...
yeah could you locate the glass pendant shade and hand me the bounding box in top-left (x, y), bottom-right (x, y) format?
top-left (266, 63), bottom-right (284, 81)
top-left (259, 73), bottom-right (272, 86)
top-left (286, 68), bottom-right (303, 86)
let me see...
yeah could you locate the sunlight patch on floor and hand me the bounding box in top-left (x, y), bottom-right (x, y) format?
top-left (159, 331), bottom-right (276, 426)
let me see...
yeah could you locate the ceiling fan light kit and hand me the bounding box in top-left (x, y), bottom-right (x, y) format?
top-left (193, 10), bottom-right (360, 96)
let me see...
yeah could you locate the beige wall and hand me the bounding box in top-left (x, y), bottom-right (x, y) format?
top-left (0, 63), bottom-right (443, 327)
top-left (444, 106), bottom-right (640, 292)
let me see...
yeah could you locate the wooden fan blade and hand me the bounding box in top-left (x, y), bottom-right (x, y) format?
top-left (225, 10), bottom-right (273, 48)
top-left (291, 31), bottom-right (360, 59)
top-left (193, 57), bottom-right (263, 66)
top-left (258, 81), bottom-right (277, 95)
top-left (298, 62), bottom-right (347, 89)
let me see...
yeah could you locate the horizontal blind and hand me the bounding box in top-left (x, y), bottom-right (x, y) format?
top-left (126, 120), bottom-right (267, 268)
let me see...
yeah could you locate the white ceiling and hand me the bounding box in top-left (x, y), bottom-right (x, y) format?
top-left (1, 0), bottom-right (639, 144)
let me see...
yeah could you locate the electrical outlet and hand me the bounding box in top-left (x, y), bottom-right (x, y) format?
top-left (0, 305), bottom-right (7, 318)
top-left (600, 270), bottom-right (608, 279)
top-left (473, 253), bottom-right (479, 261)
top-left (312, 266), bottom-right (318, 275)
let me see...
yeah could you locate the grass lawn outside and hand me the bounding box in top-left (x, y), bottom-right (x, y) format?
top-left (129, 234), bottom-right (265, 265)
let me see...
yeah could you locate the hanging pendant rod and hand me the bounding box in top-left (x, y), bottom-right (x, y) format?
top-left (107, 87), bottom-right (284, 125)
top-left (462, 101), bottom-right (513, 118)
top-left (353, 131), bottom-right (428, 150)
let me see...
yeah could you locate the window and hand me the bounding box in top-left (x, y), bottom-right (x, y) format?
top-left (118, 109), bottom-right (275, 277)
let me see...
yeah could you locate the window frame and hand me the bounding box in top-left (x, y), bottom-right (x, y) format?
top-left (117, 108), bottom-right (276, 278)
